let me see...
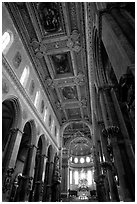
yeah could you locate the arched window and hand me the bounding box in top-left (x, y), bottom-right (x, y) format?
top-left (80, 157), bottom-right (85, 164)
top-left (34, 90), bottom-right (40, 108)
top-left (2, 30), bottom-right (13, 54)
top-left (74, 157), bottom-right (78, 163)
top-left (20, 66), bottom-right (30, 87)
top-left (44, 107), bottom-right (48, 122)
top-left (86, 156), bottom-right (90, 163)
top-left (51, 119), bottom-right (55, 134)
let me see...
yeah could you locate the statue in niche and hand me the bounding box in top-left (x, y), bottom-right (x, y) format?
top-left (38, 3), bottom-right (60, 33)
top-left (52, 54), bottom-right (69, 74)
top-left (62, 86), bottom-right (76, 100)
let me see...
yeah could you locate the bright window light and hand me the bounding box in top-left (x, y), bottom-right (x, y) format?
top-left (51, 119), bottom-right (55, 133)
top-left (81, 172), bottom-right (86, 179)
top-left (70, 157), bottom-right (72, 162)
top-left (70, 170), bottom-right (72, 185)
top-left (34, 91), bottom-right (40, 107)
top-left (74, 157), bottom-right (78, 163)
top-left (86, 156), bottom-right (90, 163)
top-left (87, 170), bottom-right (92, 185)
top-left (44, 107), bottom-right (48, 121)
top-left (74, 171), bottom-right (79, 184)
top-left (20, 66), bottom-right (30, 87)
top-left (80, 157), bottom-right (85, 163)
top-left (2, 31), bottom-right (13, 54)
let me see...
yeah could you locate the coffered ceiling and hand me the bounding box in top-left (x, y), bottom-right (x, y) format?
top-left (6, 2), bottom-right (91, 127)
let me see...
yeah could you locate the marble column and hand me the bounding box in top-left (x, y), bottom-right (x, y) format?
top-left (2, 128), bottom-right (23, 201)
top-left (103, 126), bottom-right (132, 201)
top-left (45, 161), bottom-right (54, 201)
top-left (101, 126), bottom-right (120, 201)
top-left (18, 144), bottom-right (37, 201)
top-left (32, 154), bottom-right (47, 201)
top-left (3, 128), bottom-right (23, 183)
top-left (101, 11), bottom-right (134, 82)
top-left (109, 4), bottom-right (134, 47)
top-left (61, 163), bottom-right (68, 197)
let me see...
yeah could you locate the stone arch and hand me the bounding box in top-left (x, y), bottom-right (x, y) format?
top-left (42, 144), bottom-right (54, 201)
top-left (38, 134), bottom-right (47, 155)
top-left (28, 119), bottom-right (37, 145)
top-left (29, 134), bottom-right (47, 202)
top-left (47, 144), bottom-right (54, 162)
top-left (2, 96), bottom-right (22, 130)
top-left (61, 120), bottom-right (93, 138)
top-left (65, 135), bottom-right (93, 151)
top-left (9, 119), bottom-right (37, 202)
top-left (2, 96), bottom-right (22, 186)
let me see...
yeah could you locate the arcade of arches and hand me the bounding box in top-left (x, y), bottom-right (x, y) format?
top-left (2, 2), bottom-right (135, 202)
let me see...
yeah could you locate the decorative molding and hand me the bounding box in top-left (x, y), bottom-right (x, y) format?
top-left (102, 126), bottom-right (119, 138)
top-left (80, 98), bottom-right (87, 107)
top-left (2, 168), bottom-right (14, 194)
top-left (67, 30), bottom-right (81, 52)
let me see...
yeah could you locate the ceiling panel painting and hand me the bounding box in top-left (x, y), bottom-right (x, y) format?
top-left (38, 2), bottom-right (61, 34)
top-left (61, 86), bottom-right (77, 100)
top-left (51, 52), bottom-right (73, 76)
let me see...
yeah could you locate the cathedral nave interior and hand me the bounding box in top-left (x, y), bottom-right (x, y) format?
top-left (2, 2), bottom-right (135, 202)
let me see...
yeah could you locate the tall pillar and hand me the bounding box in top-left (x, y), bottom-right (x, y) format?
top-left (98, 85), bottom-right (134, 201)
top-left (102, 127), bottom-right (132, 201)
top-left (61, 149), bottom-right (69, 198)
top-left (101, 124), bottom-right (120, 201)
top-left (109, 4), bottom-right (134, 47)
top-left (45, 161), bottom-right (54, 201)
top-left (51, 155), bottom-right (61, 202)
top-left (18, 144), bottom-right (37, 201)
top-left (32, 154), bottom-right (47, 201)
top-left (2, 128), bottom-right (23, 201)
top-left (101, 9), bottom-right (134, 81)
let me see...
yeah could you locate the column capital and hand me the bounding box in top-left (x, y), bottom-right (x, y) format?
top-left (98, 85), bottom-right (115, 93)
top-left (41, 154), bottom-right (48, 158)
top-left (102, 126), bottom-right (119, 138)
top-left (100, 161), bottom-right (113, 171)
top-left (106, 126), bottom-right (119, 137)
top-left (10, 128), bottom-right (23, 135)
top-left (29, 144), bottom-right (37, 149)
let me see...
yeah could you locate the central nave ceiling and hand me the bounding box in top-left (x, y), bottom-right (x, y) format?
top-left (6, 2), bottom-right (92, 147)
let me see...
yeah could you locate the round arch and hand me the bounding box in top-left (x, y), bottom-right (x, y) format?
top-left (37, 134), bottom-right (47, 155)
top-left (65, 135), bottom-right (93, 151)
top-left (2, 96), bottom-right (22, 129)
top-left (2, 96), bottom-right (22, 173)
top-left (61, 120), bottom-right (93, 138)
top-left (46, 144), bottom-right (54, 162)
top-left (28, 119), bottom-right (37, 145)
